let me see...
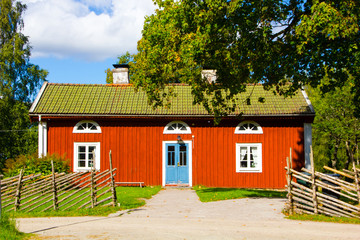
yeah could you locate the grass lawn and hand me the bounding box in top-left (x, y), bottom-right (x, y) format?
top-left (11, 186), bottom-right (161, 218)
top-left (193, 185), bottom-right (286, 202)
top-left (0, 214), bottom-right (27, 240)
top-left (287, 213), bottom-right (360, 224)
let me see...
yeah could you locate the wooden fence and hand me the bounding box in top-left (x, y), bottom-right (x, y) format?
top-left (285, 147), bottom-right (360, 219)
top-left (0, 151), bottom-right (117, 213)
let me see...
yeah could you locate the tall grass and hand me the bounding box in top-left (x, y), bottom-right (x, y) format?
top-left (0, 214), bottom-right (26, 240)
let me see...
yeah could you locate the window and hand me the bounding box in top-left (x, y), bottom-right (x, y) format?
top-left (73, 121), bottom-right (101, 133)
top-left (235, 121), bottom-right (263, 134)
top-left (73, 142), bottom-right (100, 171)
top-left (236, 143), bottom-right (262, 172)
top-left (163, 121), bottom-right (191, 134)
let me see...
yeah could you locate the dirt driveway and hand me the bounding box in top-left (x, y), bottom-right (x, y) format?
top-left (17, 188), bottom-right (360, 239)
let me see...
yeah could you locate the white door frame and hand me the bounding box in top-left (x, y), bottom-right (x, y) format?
top-left (162, 140), bottom-right (192, 186)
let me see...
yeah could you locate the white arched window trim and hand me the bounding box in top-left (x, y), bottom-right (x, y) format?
top-left (73, 120), bottom-right (101, 133)
top-left (235, 121), bottom-right (263, 134)
top-left (163, 121), bottom-right (191, 134)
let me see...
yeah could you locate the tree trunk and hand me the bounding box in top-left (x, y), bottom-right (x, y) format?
top-left (331, 139), bottom-right (340, 169)
top-left (345, 140), bottom-right (354, 170)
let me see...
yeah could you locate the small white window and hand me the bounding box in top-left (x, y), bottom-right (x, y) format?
top-left (163, 121), bottom-right (191, 134)
top-left (73, 142), bottom-right (100, 171)
top-left (73, 120), bottom-right (101, 133)
top-left (236, 143), bottom-right (262, 172)
top-left (235, 121), bottom-right (263, 134)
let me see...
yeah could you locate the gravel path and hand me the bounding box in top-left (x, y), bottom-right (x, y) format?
top-left (17, 188), bottom-right (360, 239)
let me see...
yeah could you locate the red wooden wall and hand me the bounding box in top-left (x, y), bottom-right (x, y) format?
top-left (46, 117), bottom-right (307, 189)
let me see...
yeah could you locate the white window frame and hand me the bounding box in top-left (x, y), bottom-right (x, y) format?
top-left (236, 143), bottom-right (262, 172)
top-left (235, 121), bottom-right (263, 134)
top-left (73, 120), bottom-right (101, 133)
top-left (73, 142), bottom-right (100, 172)
top-left (163, 121), bottom-right (191, 134)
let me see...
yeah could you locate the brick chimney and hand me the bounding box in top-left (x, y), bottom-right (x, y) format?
top-left (112, 64), bottom-right (129, 84)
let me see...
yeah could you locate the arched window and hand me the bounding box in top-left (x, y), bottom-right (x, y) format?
top-left (73, 120), bottom-right (101, 133)
top-left (235, 121), bottom-right (263, 134)
top-left (163, 121), bottom-right (191, 134)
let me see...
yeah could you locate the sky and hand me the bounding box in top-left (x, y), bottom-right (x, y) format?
top-left (20, 0), bottom-right (157, 84)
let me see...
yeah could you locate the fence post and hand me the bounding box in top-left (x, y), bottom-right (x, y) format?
top-left (109, 150), bottom-right (117, 207)
top-left (310, 146), bottom-right (318, 214)
top-left (14, 169), bottom-right (25, 211)
top-left (286, 156), bottom-right (293, 215)
top-left (352, 160), bottom-right (360, 204)
top-left (90, 168), bottom-right (96, 208)
top-left (0, 174), bottom-right (3, 218)
top-left (51, 160), bottom-right (58, 210)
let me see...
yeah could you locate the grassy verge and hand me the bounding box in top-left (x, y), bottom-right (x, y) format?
top-left (12, 186), bottom-right (161, 218)
top-left (193, 185), bottom-right (286, 202)
top-left (0, 214), bottom-right (27, 240)
top-left (287, 214), bottom-right (360, 224)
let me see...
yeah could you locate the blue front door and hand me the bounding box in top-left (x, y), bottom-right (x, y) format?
top-left (166, 143), bottom-right (189, 184)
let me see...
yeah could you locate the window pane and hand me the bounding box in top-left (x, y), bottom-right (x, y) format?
top-left (89, 146), bottom-right (96, 154)
top-left (239, 125), bottom-right (246, 131)
top-left (78, 160), bottom-right (86, 167)
top-left (88, 160), bottom-right (94, 167)
top-left (180, 145), bottom-right (186, 152)
top-left (167, 125), bottom-right (174, 130)
top-left (89, 123), bottom-right (97, 130)
top-left (77, 124), bottom-right (85, 130)
top-left (79, 146), bottom-right (86, 153)
top-left (240, 161), bottom-right (247, 167)
top-left (79, 153), bottom-right (86, 160)
top-left (168, 146), bottom-right (175, 151)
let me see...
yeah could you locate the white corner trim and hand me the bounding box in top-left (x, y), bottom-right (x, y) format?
top-left (162, 140), bottom-right (193, 186)
top-left (38, 121), bottom-right (47, 158)
top-left (304, 123), bottom-right (312, 169)
top-left (301, 89), bottom-right (315, 113)
top-left (30, 81), bottom-right (48, 113)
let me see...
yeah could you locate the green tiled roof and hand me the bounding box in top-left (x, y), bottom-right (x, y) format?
top-left (29, 83), bottom-right (314, 117)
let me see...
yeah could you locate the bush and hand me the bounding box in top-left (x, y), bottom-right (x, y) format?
top-left (3, 153), bottom-right (70, 177)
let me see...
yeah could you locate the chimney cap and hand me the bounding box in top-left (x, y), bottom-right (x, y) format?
top-left (113, 64), bottom-right (129, 69)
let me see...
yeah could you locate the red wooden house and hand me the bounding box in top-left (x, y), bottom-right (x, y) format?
top-left (29, 66), bottom-right (314, 188)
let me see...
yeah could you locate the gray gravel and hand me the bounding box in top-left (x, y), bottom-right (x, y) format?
top-left (17, 188), bottom-right (360, 239)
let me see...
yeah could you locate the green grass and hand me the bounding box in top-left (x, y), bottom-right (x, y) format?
top-left (287, 213), bottom-right (360, 224)
top-left (0, 214), bottom-right (27, 240)
top-left (12, 186), bottom-right (161, 217)
top-left (193, 185), bottom-right (286, 202)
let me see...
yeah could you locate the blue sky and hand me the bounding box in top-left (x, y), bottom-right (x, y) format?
top-left (20, 0), bottom-right (157, 84)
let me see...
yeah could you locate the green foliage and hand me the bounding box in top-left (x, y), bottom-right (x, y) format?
top-left (0, 0), bottom-right (48, 172)
top-left (0, 214), bottom-right (26, 240)
top-left (307, 75), bottom-right (360, 171)
top-left (126, 0), bottom-right (359, 119)
top-left (3, 153), bottom-right (70, 177)
top-left (193, 185), bottom-right (286, 202)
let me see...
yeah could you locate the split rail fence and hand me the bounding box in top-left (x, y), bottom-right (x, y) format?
top-left (0, 151), bottom-right (117, 214)
top-left (285, 147), bottom-right (360, 219)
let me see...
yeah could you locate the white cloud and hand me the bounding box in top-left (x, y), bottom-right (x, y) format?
top-left (20, 0), bottom-right (157, 61)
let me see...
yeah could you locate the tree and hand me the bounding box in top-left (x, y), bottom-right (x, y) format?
top-left (0, 0), bottom-right (48, 172)
top-left (308, 76), bottom-right (360, 171)
top-left (130, 0), bottom-right (359, 119)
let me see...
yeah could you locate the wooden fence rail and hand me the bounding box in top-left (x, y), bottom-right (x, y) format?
top-left (285, 147), bottom-right (360, 219)
top-left (0, 151), bottom-right (117, 213)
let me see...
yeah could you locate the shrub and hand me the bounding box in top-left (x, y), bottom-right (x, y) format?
top-left (3, 153), bottom-right (70, 177)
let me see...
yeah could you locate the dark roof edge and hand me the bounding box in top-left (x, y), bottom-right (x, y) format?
top-left (29, 81), bottom-right (48, 113)
top-left (29, 113), bottom-right (316, 118)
